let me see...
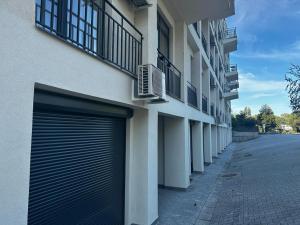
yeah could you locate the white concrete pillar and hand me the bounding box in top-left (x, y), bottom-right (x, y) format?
top-left (217, 127), bottom-right (221, 154)
top-left (227, 128), bottom-right (230, 146)
top-left (222, 128), bottom-right (225, 150)
top-left (203, 123), bottom-right (213, 163)
top-left (128, 109), bottom-right (158, 225)
top-left (135, 0), bottom-right (158, 65)
top-left (211, 125), bottom-right (218, 157)
top-left (224, 128), bottom-right (227, 148)
top-left (192, 51), bottom-right (202, 107)
top-left (0, 78), bottom-right (34, 225)
top-left (157, 116), bottom-right (164, 186)
top-left (164, 117), bottom-right (190, 189)
top-left (191, 122), bottom-right (204, 172)
top-left (220, 128), bottom-right (224, 151)
top-left (174, 21), bottom-right (188, 101)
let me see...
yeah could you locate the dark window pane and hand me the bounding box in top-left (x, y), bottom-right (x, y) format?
top-left (158, 12), bottom-right (170, 59)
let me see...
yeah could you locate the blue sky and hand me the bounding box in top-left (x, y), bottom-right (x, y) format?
top-left (228, 0), bottom-right (300, 115)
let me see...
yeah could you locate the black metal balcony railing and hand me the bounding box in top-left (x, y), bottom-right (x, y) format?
top-left (187, 81), bottom-right (198, 108)
top-left (201, 33), bottom-right (208, 56)
top-left (202, 94), bottom-right (208, 114)
top-left (210, 76), bottom-right (216, 88)
top-left (230, 64), bottom-right (238, 72)
top-left (193, 23), bottom-right (200, 38)
top-left (157, 50), bottom-right (182, 100)
top-left (210, 34), bottom-right (215, 47)
top-left (210, 104), bottom-right (215, 116)
top-left (225, 27), bottom-right (237, 39)
top-left (210, 56), bottom-right (214, 68)
top-left (218, 30), bottom-right (222, 40)
top-left (35, 0), bottom-right (143, 77)
top-left (226, 64), bottom-right (238, 73)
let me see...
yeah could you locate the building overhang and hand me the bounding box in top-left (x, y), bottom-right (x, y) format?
top-left (224, 91), bottom-right (239, 101)
top-left (223, 37), bottom-right (237, 53)
top-left (228, 80), bottom-right (239, 90)
top-left (163, 0), bottom-right (235, 24)
top-left (225, 70), bottom-right (238, 82)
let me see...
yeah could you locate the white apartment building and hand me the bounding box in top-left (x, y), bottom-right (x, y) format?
top-left (0, 0), bottom-right (239, 225)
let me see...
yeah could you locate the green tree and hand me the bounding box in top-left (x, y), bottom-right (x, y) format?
top-left (257, 105), bottom-right (277, 132)
top-left (232, 107), bottom-right (257, 132)
top-left (285, 64), bottom-right (300, 112)
top-left (275, 113), bottom-right (300, 133)
top-left (242, 106), bottom-right (252, 118)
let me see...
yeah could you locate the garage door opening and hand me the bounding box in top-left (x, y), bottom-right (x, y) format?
top-left (28, 90), bottom-right (130, 225)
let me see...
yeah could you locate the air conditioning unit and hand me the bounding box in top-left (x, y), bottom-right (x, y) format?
top-left (131, 0), bottom-right (152, 8)
top-left (134, 64), bottom-right (167, 103)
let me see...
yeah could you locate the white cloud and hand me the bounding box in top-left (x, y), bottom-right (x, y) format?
top-left (250, 93), bottom-right (279, 99)
top-left (231, 0), bottom-right (300, 30)
top-left (232, 71), bottom-right (291, 115)
top-left (234, 40), bottom-right (300, 61)
top-left (239, 72), bottom-right (286, 93)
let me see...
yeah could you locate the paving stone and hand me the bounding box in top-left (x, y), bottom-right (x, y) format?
top-left (156, 135), bottom-right (300, 225)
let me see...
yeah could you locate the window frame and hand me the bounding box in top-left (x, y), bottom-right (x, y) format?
top-left (157, 12), bottom-right (170, 59)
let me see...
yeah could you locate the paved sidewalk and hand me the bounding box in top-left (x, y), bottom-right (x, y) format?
top-left (156, 144), bottom-right (235, 225)
top-left (156, 135), bottom-right (300, 225)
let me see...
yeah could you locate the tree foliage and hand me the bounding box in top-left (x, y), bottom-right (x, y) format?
top-left (277, 112), bottom-right (300, 132)
top-left (232, 107), bottom-right (257, 132)
top-left (257, 105), bottom-right (277, 132)
top-left (285, 64), bottom-right (300, 112)
top-left (243, 106), bottom-right (252, 117)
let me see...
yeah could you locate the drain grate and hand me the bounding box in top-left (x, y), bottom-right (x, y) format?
top-left (222, 173), bottom-right (238, 178)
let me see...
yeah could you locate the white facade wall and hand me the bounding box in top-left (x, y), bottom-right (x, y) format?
top-left (0, 0), bottom-right (237, 225)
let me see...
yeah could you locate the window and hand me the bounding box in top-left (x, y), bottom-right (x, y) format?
top-left (36, 0), bottom-right (58, 31)
top-left (35, 0), bottom-right (143, 77)
top-left (67, 0), bottom-right (101, 52)
top-left (157, 12), bottom-right (170, 59)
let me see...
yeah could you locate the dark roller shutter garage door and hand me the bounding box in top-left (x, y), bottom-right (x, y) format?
top-left (28, 90), bottom-right (131, 225)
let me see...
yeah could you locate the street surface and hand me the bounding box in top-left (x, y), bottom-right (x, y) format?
top-left (157, 135), bottom-right (300, 225)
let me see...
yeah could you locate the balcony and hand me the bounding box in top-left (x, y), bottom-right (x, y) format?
top-left (210, 56), bottom-right (214, 68)
top-left (210, 104), bottom-right (215, 116)
top-left (210, 76), bottom-right (216, 89)
top-left (223, 27), bottom-right (237, 53)
top-left (193, 23), bottom-right (200, 38)
top-left (163, 0), bottom-right (235, 23)
top-left (215, 108), bottom-right (221, 124)
top-left (225, 64), bottom-right (239, 82)
top-left (202, 94), bottom-right (208, 114)
top-left (157, 50), bottom-right (182, 100)
top-left (35, 0), bottom-right (143, 77)
top-left (202, 33), bottom-right (208, 56)
top-left (227, 80), bottom-right (239, 90)
top-left (187, 82), bottom-right (198, 109)
top-left (210, 34), bottom-right (216, 47)
top-left (224, 90), bottom-right (239, 101)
